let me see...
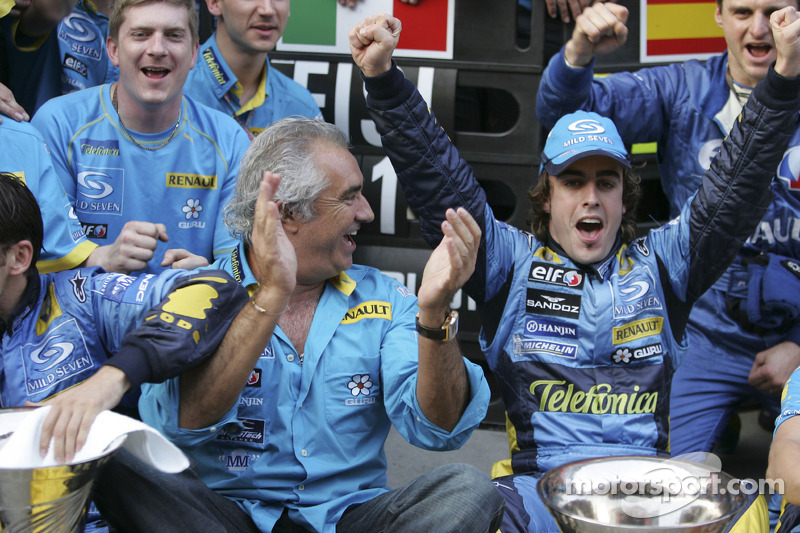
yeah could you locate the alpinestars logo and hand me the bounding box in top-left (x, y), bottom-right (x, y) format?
top-left (69, 271), bottom-right (87, 302)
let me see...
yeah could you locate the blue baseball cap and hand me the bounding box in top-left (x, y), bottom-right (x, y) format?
top-left (540, 111), bottom-right (631, 175)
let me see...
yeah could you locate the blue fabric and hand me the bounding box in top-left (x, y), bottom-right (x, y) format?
top-left (91, 451), bottom-right (503, 533)
top-left (363, 63), bottom-right (799, 530)
top-left (0, 119), bottom-right (96, 272)
top-left (0, 267), bottom-right (246, 407)
top-left (30, 84), bottom-right (249, 274)
top-left (183, 34), bottom-right (322, 137)
top-left (540, 110), bottom-right (630, 175)
top-left (336, 463), bottom-right (504, 532)
top-left (537, 47), bottom-right (800, 455)
top-left (139, 243), bottom-right (492, 533)
top-left (2, 0), bottom-right (117, 116)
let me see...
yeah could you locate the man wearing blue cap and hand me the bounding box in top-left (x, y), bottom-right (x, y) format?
top-left (349, 10), bottom-right (800, 531)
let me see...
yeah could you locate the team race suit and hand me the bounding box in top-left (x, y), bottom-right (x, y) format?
top-left (537, 50), bottom-right (800, 455)
top-left (363, 62), bottom-right (800, 530)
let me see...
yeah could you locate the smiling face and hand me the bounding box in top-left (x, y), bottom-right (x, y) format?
top-left (107, 2), bottom-right (198, 114)
top-left (716, 0), bottom-right (797, 87)
top-left (290, 143), bottom-right (374, 284)
top-left (544, 155), bottom-right (626, 265)
top-left (210, 0), bottom-right (290, 57)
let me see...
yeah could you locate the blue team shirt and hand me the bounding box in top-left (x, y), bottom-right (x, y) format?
top-left (0, 119), bottom-right (96, 272)
top-left (140, 243), bottom-right (491, 533)
top-left (31, 84), bottom-right (249, 274)
top-left (183, 34), bottom-right (322, 138)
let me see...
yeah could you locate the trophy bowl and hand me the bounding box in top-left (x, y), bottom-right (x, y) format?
top-left (0, 407), bottom-right (126, 533)
top-left (537, 455), bottom-right (751, 533)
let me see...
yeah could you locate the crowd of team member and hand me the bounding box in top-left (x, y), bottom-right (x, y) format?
top-left (3, 0), bottom-right (800, 531)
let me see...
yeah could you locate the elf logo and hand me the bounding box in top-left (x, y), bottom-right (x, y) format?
top-left (529, 263), bottom-right (584, 289)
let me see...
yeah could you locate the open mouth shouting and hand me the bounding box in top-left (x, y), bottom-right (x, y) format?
top-left (576, 217), bottom-right (604, 245)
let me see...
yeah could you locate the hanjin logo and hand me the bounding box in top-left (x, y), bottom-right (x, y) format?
top-left (524, 318), bottom-right (578, 339)
top-left (529, 262), bottom-right (584, 289)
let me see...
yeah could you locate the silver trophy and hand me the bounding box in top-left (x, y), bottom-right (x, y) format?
top-left (537, 455), bottom-right (751, 532)
top-left (0, 408), bottom-right (126, 533)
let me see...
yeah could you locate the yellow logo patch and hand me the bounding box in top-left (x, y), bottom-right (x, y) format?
top-left (612, 317), bottom-right (663, 345)
top-left (166, 173), bottom-right (218, 189)
top-left (341, 301), bottom-right (392, 324)
top-left (36, 284), bottom-right (63, 336)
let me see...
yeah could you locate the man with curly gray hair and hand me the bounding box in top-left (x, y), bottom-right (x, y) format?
top-left (96, 117), bottom-right (505, 533)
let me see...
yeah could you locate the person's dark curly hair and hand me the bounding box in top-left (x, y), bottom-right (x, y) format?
top-left (527, 167), bottom-right (642, 245)
top-left (0, 172), bottom-right (43, 277)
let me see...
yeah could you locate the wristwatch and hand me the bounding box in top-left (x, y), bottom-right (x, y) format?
top-left (415, 310), bottom-right (459, 342)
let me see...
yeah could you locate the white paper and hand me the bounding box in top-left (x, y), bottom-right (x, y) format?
top-left (0, 407), bottom-right (189, 473)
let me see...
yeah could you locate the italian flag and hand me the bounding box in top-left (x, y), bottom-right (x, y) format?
top-left (280, 0), bottom-right (454, 59)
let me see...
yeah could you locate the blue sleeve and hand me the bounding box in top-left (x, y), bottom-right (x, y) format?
top-left (379, 279), bottom-right (490, 451)
top-left (92, 269), bottom-right (249, 388)
top-left (536, 47), bottom-right (678, 145)
top-left (213, 128), bottom-right (249, 260)
top-left (776, 370), bottom-right (800, 433)
top-left (1, 120), bottom-right (96, 271)
top-left (30, 95), bottom-right (80, 209)
top-left (682, 67), bottom-right (800, 303)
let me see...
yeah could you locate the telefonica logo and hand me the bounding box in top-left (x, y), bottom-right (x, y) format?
top-left (529, 379), bottom-right (658, 415)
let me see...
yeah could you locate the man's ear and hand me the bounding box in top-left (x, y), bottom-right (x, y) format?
top-left (277, 201), bottom-right (300, 234)
top-left (714, 4), bottom-right (723, 29)
top-left (206, 0), bottom-right (223, 17)
top-left (107, 36), bottom-right (120, 67)
top-left (8, 241), bottom-right (34, 276)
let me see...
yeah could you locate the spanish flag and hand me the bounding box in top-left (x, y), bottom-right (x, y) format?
top-left (644, 0), bottom-right (726, 61)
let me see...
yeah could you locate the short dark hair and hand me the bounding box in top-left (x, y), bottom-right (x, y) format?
top-left (0, 173), bottom-right (43, 275)
top-left (527, 167), bottom-right (642, 245)
top-left (109, 0), bottom-right (199, 44)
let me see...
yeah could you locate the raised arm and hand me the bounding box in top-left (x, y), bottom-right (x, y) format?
top-left (177, 172), bottom-right (297, 429)
top-left (415, 208), bottom-right (481, 431)
top-left (683, 6), bottom-right (800, 302)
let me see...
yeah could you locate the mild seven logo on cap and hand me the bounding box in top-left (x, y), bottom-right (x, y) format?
top-left (563, 119), bottom-right (617, 149)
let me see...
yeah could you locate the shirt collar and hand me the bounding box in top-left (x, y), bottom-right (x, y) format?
top-left (2, 271), bottom-right (40, 336)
